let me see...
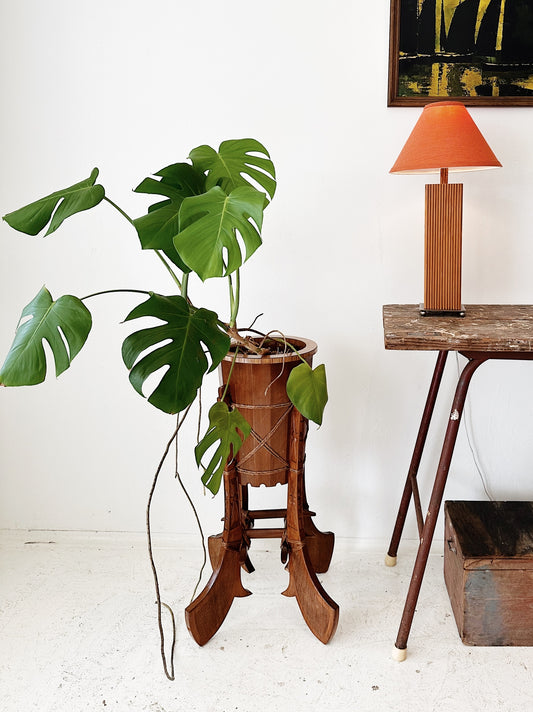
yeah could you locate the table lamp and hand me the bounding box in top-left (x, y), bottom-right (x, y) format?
top-left (390, 101), bottom-right (501, 316)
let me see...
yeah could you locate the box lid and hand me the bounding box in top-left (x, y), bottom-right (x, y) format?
top-left (445, 501), bottom-right (533, 559)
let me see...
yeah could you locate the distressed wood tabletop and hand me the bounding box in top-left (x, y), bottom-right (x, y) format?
top-left (383, 304), bottom-right (533, 352)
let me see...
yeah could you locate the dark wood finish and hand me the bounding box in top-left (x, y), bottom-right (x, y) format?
top-left (185, 339), bottom-right (338, 646)
top-left (281, 408), bottom-right (339, 644)
top-left (444, 501), bottom-right (533, 646)
top-left (388, 0), bottom-right (533, 107)
top-left (383, 304), bottom-right (533, 351)
top-left (185, 461), bottom-right (252, 647)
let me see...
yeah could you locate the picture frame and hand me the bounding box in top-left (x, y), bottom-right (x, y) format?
top-left (388, 0), bottom-right (533, 106)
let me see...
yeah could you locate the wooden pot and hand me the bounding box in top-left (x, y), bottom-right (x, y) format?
top-left (220, 337), bottom-right (316, 487)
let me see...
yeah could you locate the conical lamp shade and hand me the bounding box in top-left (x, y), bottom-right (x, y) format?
top-left (390, 101), bottom-right (501, 175)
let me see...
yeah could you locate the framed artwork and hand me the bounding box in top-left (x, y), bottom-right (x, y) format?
top-left (388, 0), bottom-right (533, 106)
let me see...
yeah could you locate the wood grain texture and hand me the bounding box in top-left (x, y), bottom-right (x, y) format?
top-left (445, 501), bottom-right (533, 561)
top-left (220, 337), bottom-right (316, 487)
top-left (424, 184), bottom-right (462, 312)
top-left (444, 501), bottom-right (533, 646)
top-left (186, 345), bottom-right (338, 646)
top-left (383, 304), bottom-right (533, 352)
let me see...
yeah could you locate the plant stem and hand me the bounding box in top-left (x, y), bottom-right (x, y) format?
top-left (104, 196), bottom-right (135, 225)
top-left (223, 325), bottom-right (266, 355)
top-left (181, 272), bottom-right (189, 299)
top-left (266, 332), bottom-right (308, 364)
top-left (80, 288), bottom-right (151, 302)
top-left (155, 250), bottom-right (183, 291)
top-left (221, 347), bottom-right (239, 403)
top-left (104, 195), bottom-right (183, 291)
top-left (229, 269), bottom-right (240, 328)
top-left (146, 404), bottom-right (193, 682)
top-left (228, 275), bottom-right (235, 326)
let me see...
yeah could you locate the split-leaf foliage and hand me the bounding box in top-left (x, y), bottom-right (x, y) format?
top-left (0, 139), bottom-right (327, 494)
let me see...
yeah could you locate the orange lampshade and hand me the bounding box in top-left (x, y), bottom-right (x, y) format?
top-left (390, 101), bottom-right (501, 175)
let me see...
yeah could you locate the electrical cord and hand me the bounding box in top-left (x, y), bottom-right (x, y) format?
top-left (456, 352), bottom-right (495, 501)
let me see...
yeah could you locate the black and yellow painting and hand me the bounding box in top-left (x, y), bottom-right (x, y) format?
top-left (388, 0), bottom-right (533, 105)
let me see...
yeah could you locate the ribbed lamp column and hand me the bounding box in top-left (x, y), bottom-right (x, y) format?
top-left (424, 172), bottom-right (462, 313)
top-left (390, 102), bottom-right (501, 316)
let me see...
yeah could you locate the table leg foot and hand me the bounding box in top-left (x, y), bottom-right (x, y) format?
top-left (207, 533), bottom-right (223, 569)
top-left (392, 645), bottom-right (407, 662)
top-left (385, 554), bottom-right (397, 567)
top-left (282, 544), bottom-right (339, 644)
top-left (301, 507), bottom-right (335, 573)
top-left (304, 528), bottom-right (335, 574)
top-left (185, 546), bottom-right (251, 646)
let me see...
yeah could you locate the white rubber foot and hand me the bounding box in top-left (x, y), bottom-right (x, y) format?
top-left (392, 646), bottom-right (407, 662)
top-left (385, 554), bottom-right (397, 567)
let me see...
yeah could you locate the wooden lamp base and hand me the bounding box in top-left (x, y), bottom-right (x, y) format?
top-left (422, 181), bottom-right (464, 316)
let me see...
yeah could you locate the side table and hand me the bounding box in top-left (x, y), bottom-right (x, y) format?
top-left (383, 304), bottom-right (533, 660)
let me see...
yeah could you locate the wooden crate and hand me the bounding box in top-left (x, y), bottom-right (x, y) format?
top-left (444, 500), bottom-right (533, 646)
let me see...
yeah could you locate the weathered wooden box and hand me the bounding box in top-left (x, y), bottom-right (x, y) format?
top-left (444, 500), bottom-right (533, 646)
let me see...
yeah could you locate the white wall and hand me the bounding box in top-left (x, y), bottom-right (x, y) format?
top-left (1, 0), bottom-right (533, 540)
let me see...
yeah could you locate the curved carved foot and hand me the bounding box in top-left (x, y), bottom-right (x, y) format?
top-left (282, 544), bottom-right (339, 644)
top-left (208, 534), bottom-right (255, 573)
top-left (185, 547), bottom-right (251, 646)
top-left (207, 534), bottom-right (223, 569)
top-left (303, 522), bottom-right (335, 574)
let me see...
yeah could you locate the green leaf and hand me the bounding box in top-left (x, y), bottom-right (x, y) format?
top-left (121, 293), bottom-right (230, 414)
top-left (3, 168), bottom-right (104, 236)
top-left (133, 163), bottom-right (205, 271)
top-left (174, 186), bottom-right (265, 280)
top-left (189, 138), bottom-right (276, 201)
top-left (286, 362), bottom-right (328, 426)
top-left (195, 401), bottom-right (251, 495)
top-left (0, 286), bottom-right (92, 386)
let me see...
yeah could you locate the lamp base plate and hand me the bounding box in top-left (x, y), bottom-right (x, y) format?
top-left (419, 304), bottom-right (465, 317)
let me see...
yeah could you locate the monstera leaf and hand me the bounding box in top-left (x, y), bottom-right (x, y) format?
top-left (121, 293), bottom-right (230, 414)
top-left (286, 362), bottom-right (328, 426)
top-left (195, 401), bottom-right (251, 495)
top-left (189, 138), bottom-right (276, 201)
top-left (0, 286), bottom-right (92, 386)
top-left (132, 140), bottom-right (276, 280)
top-left (3, 169), bottom-right (104, 236)
top-left (174, 186), bottom-right (265, 281)
top-left (133, 162), bottom-right (205, 271)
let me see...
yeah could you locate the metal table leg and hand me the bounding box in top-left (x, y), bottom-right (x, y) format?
top-left (392, 354), bottom-right (487, 660)
top-left (386, 350), bottom-right (448, 566)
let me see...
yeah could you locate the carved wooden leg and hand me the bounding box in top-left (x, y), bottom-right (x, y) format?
top-left (207, 482), bottom-right (255, 574)
top-left (185, 461), bottom-right (251, 646)
top-left (207, 534), bottom-right (223, 569)
top-left (293, 416), bottom-right (335, 572)
top-left (302, 507), bottom-right (335, 574)
top-left (282, 540), bottom-right (339, 644)
top-left (281, 409), bottom-right (339, 644)
top-left (208, 536), bottom-right (255, 574)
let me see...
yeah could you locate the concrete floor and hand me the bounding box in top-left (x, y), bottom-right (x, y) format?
top-left (1, 530), bottom-right (533, 712)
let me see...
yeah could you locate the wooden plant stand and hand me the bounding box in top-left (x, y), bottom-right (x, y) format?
top-left (185, 340), bottom-right (338, 646)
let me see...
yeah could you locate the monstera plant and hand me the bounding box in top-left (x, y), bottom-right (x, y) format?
top-left (0, 139), bottom-right (327, 495)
